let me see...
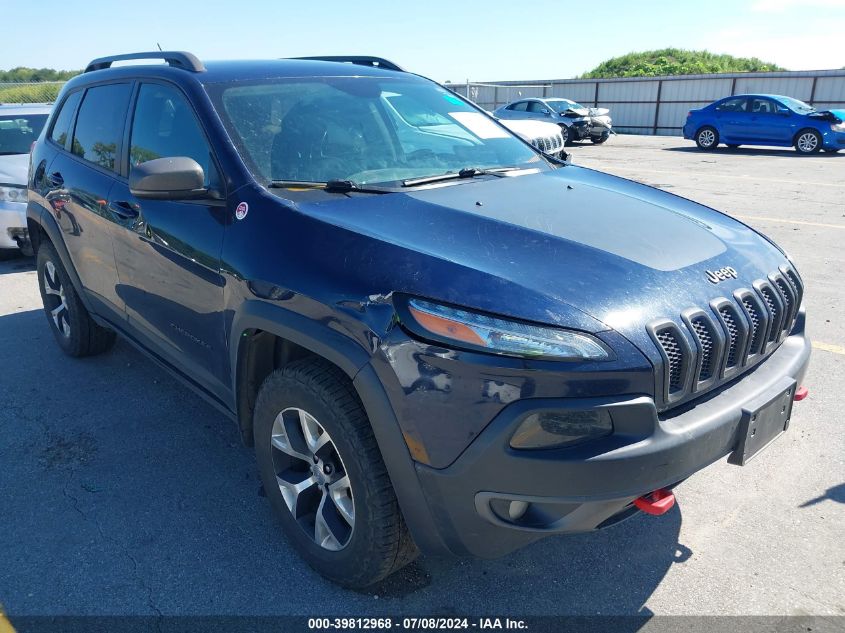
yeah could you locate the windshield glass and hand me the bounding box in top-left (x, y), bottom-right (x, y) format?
top-left (207, 76), bottom-right (544, 186)
top-left (778, 96), bottom-right (815, 113)
top-left (546, 99), bottom-right (585, 113)
top-left (0, 113), bottom-right (48, 155)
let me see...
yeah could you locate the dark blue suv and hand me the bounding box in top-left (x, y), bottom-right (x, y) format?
top-left (27, 52), bottom-right (811, 588)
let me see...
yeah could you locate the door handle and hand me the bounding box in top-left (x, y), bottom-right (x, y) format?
top-left (108, 200), bottom-right (140, 220)
top-left (47, 172), bottom-right (64, 187)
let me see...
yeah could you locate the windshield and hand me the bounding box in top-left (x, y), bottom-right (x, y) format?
top-left (546, 99), bottom-right (586, 113)
top-left (0, 113), bottom-right (48, 155)
top-left (777, 96), bottom-right (815, 113)
top-left (207, 76), bottom-right (544, 186)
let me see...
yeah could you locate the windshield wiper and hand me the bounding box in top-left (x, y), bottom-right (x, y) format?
top-left (267, 179), bottom-right (391, 194)
top-left (402, 167), bottom-right (518, 187)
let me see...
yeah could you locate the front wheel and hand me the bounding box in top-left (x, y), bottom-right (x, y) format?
top-left (558, 125), bottom-right (570, 145)
top-left (591, 133), bottom-right (609, 144)
top-left (794, 129), bottom-right (822, 154)
top-left (253, 358), bottom-right (417, 588)
top-left (695, 126), bottom-right (719, 150)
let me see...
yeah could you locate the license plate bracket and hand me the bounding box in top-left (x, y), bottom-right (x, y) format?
top-left (728, 380), bottom-right (796, 466)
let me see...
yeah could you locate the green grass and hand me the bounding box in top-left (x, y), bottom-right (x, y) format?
top-left (0, 82), bottom-right (63, 104)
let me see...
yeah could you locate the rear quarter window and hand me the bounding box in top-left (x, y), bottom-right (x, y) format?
top-left (49, 91), bottom-right (82, 148)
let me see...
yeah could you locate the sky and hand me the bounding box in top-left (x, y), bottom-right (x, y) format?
top-left (1, 0), bottom-right (844, 82)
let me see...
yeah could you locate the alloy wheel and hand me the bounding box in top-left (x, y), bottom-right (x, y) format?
top-left (698, 129), bottom-right (716, 148)
top-left (270, 407), bottom-right (355, 551)
top-left (43, 261), bottom-right (70, 338)
top-left (797, 132), bottom-right (818, 153)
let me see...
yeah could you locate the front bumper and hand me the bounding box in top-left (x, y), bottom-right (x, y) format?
top-left (0, 199), bottom-right (28, 249)
top-left (821, 129), bottom-right (845, 149)
top-left (411, 329), bottom-right (810, 558)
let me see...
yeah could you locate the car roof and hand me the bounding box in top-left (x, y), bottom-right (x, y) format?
top-left (721, 94), bottom-right (792, 101)
top-left (0, 103), bottom-right (53, 114)
top-left (73, 58), bottom-right (411, 86)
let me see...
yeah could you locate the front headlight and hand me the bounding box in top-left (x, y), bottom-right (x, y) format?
top-left (398, 297), bottom-right (611, 360)
top-left (831, 121), bottom-right (845, 132)
top-left (0, 184), bottom-right (27, 203)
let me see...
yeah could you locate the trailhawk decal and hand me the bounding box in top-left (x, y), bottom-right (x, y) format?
top-left (235, 202), bottom-right (249, 220)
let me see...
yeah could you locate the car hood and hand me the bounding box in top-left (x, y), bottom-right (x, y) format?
top-left (0, 153), bottom-right (29, 186)
top-left (293, 166), bottom-right (789, 352)
top-left (809, 109), bottom-right (845, 123)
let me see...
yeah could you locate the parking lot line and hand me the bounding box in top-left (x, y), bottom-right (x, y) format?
top-left (812, 341), bottom-right (845, 356)
top-left (0, 612), bottom-right (15, 633)
top-left (735, 215), bottom-right (845, 230)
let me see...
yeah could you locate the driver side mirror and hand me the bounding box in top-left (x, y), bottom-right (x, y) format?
top-left (540, 109), bottom-right (550, 115)
top-left (777, 107), bottom-right (791, 116)
top-left (129, 157), bottom-right (208, 200)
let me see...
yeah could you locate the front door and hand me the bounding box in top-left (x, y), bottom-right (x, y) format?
top-left (110, 81), bottom-right (229, 394)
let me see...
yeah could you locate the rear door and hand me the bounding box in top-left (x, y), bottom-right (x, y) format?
top-left (714, 97), bottom-right (751, 141)
top-left (109, 81), bottom-right (229, 394)
top-left (42, 83), bottom-right (133, 318)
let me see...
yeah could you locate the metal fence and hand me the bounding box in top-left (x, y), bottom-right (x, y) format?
top-left (448, 69), bottom-right (845, 136)
top-left (0, 81), bottom-right (64, 105)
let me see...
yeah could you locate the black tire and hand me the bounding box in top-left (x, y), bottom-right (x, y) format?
top-left (254, 358), bottom-right (417, 588)
top-left (695, 126), bottom-right (719, 150)
top-left (591, 133), bottom-right (609, 144)
top-left (36, 241), bottom-right (116, 357)
top-left (794, 129), bottom-right (822, 154)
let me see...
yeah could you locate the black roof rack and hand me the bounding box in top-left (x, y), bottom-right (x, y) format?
top-left (287, 56), bottom-right (404, 72)
top-left (85, 51), bottom-right (205, 74)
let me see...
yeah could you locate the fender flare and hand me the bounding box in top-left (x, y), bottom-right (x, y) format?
top-left (229, 299), bottom-right (451, 556)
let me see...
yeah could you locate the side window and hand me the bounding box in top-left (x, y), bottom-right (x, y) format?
top-left (750, 98), bottom-right (774, 114)
top-left (49, 91), bottom-right (82, 148)
top-left (715, 97), bottom-right (748, 113)
top-left (71, 84), bottom-right (132, 172)
top-left (508, 101), bottom-right (528, 112)
top-left (526, 101), bottom-right (547, 113)
top-left (130, 83), bottom-right (219, 188)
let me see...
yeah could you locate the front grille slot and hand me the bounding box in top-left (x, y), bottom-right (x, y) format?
top-left (759, 286), bottom-right (782, 343)
top-left (690, 317), bottom-right (715, 381)
top-left (656, 329), bottom-right (685, 394)
top-left (719, 306), bottom-right (740, 369)
top-left (742, 297), bottom-right (764, 356)
top-left (773, 276), bottom-right (795, 333)
top-left (784, 268), bottom-right (804, 307)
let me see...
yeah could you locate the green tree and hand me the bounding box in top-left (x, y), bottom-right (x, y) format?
top-left (0, 67), bottom-right (80, 82)
top-left (581, 49), bottom-right (785, 78)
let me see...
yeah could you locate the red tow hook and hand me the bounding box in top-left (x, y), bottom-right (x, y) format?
top-left (794, 385), bottom-right (809, 401)
top-left (634, 488), bottom-right (676, 516)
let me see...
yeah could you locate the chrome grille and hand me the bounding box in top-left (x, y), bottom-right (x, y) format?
top-left (648, 265), bottom-right (804, 409)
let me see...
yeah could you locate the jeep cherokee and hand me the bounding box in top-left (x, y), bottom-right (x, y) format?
top-left (26, 52), bottom-right (811, 588)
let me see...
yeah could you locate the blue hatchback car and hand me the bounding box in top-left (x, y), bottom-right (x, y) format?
top-left (683, 94), bottom-right (845, 154)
